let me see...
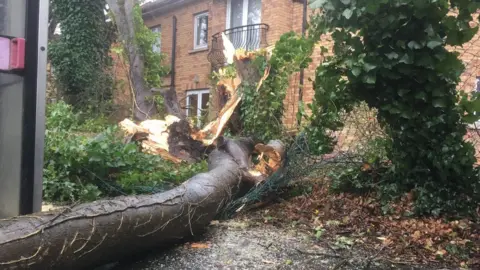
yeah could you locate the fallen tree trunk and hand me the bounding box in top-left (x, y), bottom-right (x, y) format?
top-left (0, 138), bottom-right (279, 270)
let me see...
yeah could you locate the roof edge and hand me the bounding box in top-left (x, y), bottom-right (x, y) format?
top-left (142, 0), bottom-right (199, 18)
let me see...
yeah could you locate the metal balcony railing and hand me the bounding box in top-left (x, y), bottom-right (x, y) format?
top-left (207, 23), bottom-right (269, 69)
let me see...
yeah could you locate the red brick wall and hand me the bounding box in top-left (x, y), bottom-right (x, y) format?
top-left (144, 0), bottom-right (226, 110)
top-left (142, 0), bottom-right (321, 126)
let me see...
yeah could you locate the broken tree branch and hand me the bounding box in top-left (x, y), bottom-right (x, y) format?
top-left (0, 139), bottom-right (285, 270)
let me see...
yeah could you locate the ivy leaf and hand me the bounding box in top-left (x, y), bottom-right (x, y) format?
top-left (408, 41), bottom-right (423, 50)
top-left (365, 1), bottom-right (380, 14)
top-left (399, 54), bottom-right (414, 64)
top-left (364, 74), bottom-right (376, 84)
top-left (432, 88), bottom-right (444, 97)
top-left (352, 67), bottom-right (362, 77)
top-left (425, 25), bottom-right (435, 36)
top-left (363, 62), bottom-right (377, 72)
top-left (385, 52), bottom-right (399, 59)
top-left (401, 110), bottom-right (413, 119)
top-left (342, 9), bottom-right (353, 19)
top-left (463, 114), bottom-right (480, 124)
top-left (340, 0), bottom-right (351, 5)
top-left (415, 92), bottom-right (427, 101)
top-left (433, 99), bottom-right (447, 108)
top-left (427, 40), bottom-right (443, 49)
top-left (398, 88), bottom-right (410, 97)
top-left (309, 0), bottom-right (327, 9)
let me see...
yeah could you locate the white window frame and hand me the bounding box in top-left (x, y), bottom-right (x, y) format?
top-left (470, 76), bottom-right (480, 129)
top-left (151, 25), bottom-right (161, 53)
top-left (226, 0), bottom-right (261, 29)
top-left (186, 89), bottom-right (210, 124)
top-left (193, 12), bottom-right (209, 50)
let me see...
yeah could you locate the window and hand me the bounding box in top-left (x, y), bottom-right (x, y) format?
top-left (226, 0), bottom-right (262, 50)
top-left (470, 76), bottom-right (480, 129)
top-left (186, 89), bottom-right (210, 126)
top-left (194, 12), bottom-right (208, 50)
top-left (227, 0), bottom-right (261, 28)
top-left (151, 25), bottom-right (161, 53)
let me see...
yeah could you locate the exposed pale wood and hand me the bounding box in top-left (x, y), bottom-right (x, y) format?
top-left (254, 140), bottom-right (286, 176)
top-left (141, 140), bottom-right (182, 163)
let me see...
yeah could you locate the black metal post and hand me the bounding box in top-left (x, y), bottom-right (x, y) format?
top-left (298, 0), bottom-right (308, 126)
top-left (19, 0), bottom-right (41, 215)
top-left (171, 16), bottom-right (177, 88)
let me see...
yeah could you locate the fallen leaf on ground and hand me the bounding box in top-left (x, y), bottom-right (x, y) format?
top-left (190, 242), bottom-right (210, 249)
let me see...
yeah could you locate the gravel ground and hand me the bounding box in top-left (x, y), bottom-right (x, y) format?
top-left (102, 220), bottom-right (436, 270)
top-left (44, 203), bottom-right (450, 270)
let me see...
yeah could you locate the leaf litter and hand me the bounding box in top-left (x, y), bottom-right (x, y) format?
top-left (242, 180), bottom-right (480, 269)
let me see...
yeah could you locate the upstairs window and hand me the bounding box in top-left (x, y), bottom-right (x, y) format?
top-left (228, 0), bottom-right (262, 28)
top-left (194, 12), bottom-right (208, 50)
top-left (227, 0), bottom-right (262, 50)
top-left (151, 25), bottom-right (161, 53)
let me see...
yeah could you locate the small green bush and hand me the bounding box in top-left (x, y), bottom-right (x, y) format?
top-left (329, 137), bottom-right (391, 195)
top-left (43, 101), bottom-right (207, 204)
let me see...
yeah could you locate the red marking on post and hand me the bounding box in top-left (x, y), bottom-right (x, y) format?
top-left (10, 38), bottom-right (25, 70)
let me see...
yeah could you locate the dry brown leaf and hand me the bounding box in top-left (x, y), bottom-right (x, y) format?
top-left (412, 230), bottom-right (422, 241)
top-left (190, 242), bottom-right (210, 249)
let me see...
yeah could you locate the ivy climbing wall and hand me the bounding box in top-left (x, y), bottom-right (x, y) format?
top-left (453, 10), bottom-right (480, 93)
top-left (300, 8), bottom-right (480, 166)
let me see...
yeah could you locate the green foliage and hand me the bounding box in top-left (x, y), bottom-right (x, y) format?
top-left (308, 0), bottom-right (480, 216)
top-left (43, 101), bottom-right (207, 203)
top-left (329, 137), bottom-right (391, 195)
top-left (210, 64), bottom-right (237, 83)
top-left (132, 4), bottom-right (170, 115)
top-left (301, 55), bottom-right (358, 154)
top-left (241, 32), bottom-right (314, 141)
top-left (49, 0), bottom-right (114, 112)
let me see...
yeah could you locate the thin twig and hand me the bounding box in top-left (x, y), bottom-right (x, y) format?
top-left (333, 259), bottom-right (349, 270)
top-left (295, 248), bottom-right (345, 259)
top-left (257, 242), bottom-right (273, 249)
top-left (363, 245), bottom-right (386, 270)
top-left (36, 201), bottom-right (80, 228)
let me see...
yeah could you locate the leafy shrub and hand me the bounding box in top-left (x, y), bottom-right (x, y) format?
top-left (329, 137), bottom-right (391, 195)
top-left (308, 0), bottom-right (480, 217)
top-left (43, 101), bottom-right (207, 204)
top-left (241, 32), bottom-right (314, 142)
top-left (45, 101), bottom-right (80, 130)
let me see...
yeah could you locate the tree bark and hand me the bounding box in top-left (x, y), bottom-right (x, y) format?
top-left (0, 138), bottom-right (271, 270)
top-left (151, 87), bottom-right (185, 120)
top-left (106, 0), bottom-right (158, 121)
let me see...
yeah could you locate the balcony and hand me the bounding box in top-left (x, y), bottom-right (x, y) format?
top-left (207, 23), bottom-right (269, 69)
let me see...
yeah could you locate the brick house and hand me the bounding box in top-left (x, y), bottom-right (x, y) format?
top-left (141, 0), bottom-right (323, 126)
top-left (141, 1), bottom-right (480, 127)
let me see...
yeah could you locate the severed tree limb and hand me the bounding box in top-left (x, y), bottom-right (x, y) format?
top-left (0, 139), bottom-right (283, 270)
